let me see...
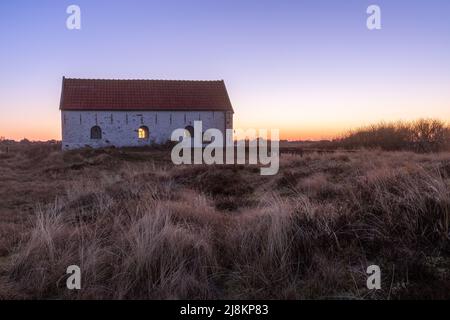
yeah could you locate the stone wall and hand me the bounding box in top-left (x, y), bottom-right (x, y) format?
top-left (61, 110), bottom-right (229, 150)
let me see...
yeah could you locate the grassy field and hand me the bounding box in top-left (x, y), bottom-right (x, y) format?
top-left (0, 142), bottom-right (449, 299)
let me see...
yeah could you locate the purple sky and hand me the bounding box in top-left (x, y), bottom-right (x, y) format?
top-left (0, 0), bottom-right (449, 140)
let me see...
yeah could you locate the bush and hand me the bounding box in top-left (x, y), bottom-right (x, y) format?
top-left (336, 119), bottom-right (450, 153)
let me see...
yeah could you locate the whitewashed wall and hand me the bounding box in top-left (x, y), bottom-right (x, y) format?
top-left (61, 110), bottom-right (229, 150)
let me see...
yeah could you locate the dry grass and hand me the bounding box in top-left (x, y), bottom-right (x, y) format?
top-left (0, 142), bottom-right (449, 299)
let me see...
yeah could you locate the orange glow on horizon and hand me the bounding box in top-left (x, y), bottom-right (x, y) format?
top-left (4, 119), bottom-right (450, 142)
top-left (0, 122), bottom-right (61, 142)
top-left (1, 107), bottom-right (449, 142)
top-left (0, 127), bottom-right (340, 142)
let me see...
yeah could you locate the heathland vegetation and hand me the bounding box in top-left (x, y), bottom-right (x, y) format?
top-left (0, 119), bottom-right (448, 299)
top-left (333, 119), bottom-right (450, 152)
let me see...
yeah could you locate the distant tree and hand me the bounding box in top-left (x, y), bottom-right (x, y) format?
top-left (410, 119), bottom-right (448, 153)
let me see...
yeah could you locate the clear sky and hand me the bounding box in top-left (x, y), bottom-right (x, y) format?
top-left (0, 0), bottom-right (449, 141)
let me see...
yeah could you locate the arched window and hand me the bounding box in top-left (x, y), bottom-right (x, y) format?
top-left (90, 126), bottom-right (102, 140)
top-left (138, 126), bottom-right (149, 139)
top-left (185, 126), bottom-right (194, 138)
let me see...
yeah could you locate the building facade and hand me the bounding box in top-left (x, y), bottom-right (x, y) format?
top-left (60, 78), bottom-right (234, 150)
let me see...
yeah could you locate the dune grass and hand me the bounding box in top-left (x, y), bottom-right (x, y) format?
top-left (0, 142), bottom-right (449, 299)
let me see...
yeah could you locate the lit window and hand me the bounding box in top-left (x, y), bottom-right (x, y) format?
top-left (138, 126), bottom-right (149, 139)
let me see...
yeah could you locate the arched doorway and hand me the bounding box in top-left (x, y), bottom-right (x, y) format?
top-left (184, 125), bottom-right (194, 138)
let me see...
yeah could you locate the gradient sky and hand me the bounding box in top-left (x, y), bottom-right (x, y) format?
top-left (0, 0), bottom-right (449, 141)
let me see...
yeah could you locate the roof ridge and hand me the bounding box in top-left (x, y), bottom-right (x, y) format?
top-left (64, 78), bottom-right (224, 82)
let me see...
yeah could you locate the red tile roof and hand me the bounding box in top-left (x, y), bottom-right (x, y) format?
top-left (60, 78), bottom-right (234, 112)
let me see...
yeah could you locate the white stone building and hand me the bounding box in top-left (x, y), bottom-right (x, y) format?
top-left (60, 78), bottom-right (234, 150)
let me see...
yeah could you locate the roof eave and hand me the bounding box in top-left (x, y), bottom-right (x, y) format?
top-left (59, 76), bottom-right (65, 110)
